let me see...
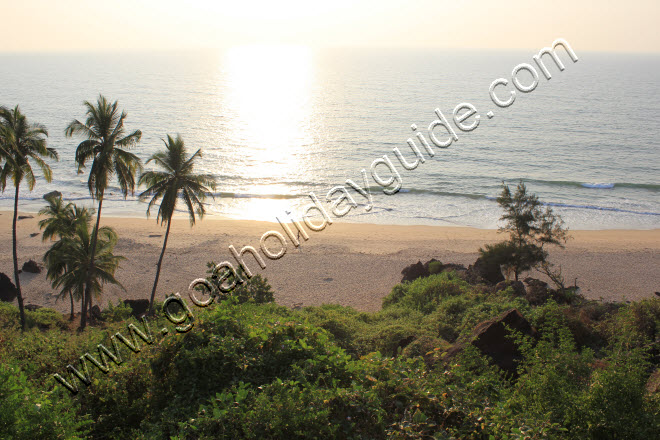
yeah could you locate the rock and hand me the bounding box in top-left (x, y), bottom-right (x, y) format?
top-left (439, 263), bottom-right (467, 273)
top-left (467, 257), bottom-right (504, 285)
top-left (401, 261), bottom-right (428, 283)
top-left (25, 304), bottom-right (42, 312)
top-left (123, 299), bottom-right (150, 317)
top-left (43, 191), bottom-right (62, 201)
top-left (30, 232), bottom-right (39, 237)
top-left (21, 260), bottom-right (41, 274)
top-left (0, 272), bottom-right (18, 302)
top-left (470, 308), bottom-right (535, 375)
top-left (18, 215), bottom-right (33, 220)
top-left (91, 305), bottom-right (103, 320)
top-left (524, 277), bottom-right (552, 305)
top-left (495, 280), bottom-right (526, 297)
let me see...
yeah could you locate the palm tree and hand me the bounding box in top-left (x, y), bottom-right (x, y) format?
top-left (139, 134), bottom-right (216, 314)
top-left (44, 220), bottom-right (124, 321)
top-left (65, 95), bottom-right (142, 329)
top-left (39, 197), bottom-right (92, 319)
top-left (0, 106), bottom-right (58, 330)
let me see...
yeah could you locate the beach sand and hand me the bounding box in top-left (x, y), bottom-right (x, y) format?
top-left (1, 210), bottom-right (658, 313)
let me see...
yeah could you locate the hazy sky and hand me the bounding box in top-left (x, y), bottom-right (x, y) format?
top-left (2, 0), bottom-right (658, 53)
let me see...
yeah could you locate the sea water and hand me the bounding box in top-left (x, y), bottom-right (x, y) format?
top-left (0, 47), bottom-right (658, 229)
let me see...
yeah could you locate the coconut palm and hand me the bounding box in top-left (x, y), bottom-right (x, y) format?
top-left (65, 95), bottom-right (142, 329)
top-left (39, 197), bottom-right (93, 319)
top-left (44, 220), bottom-right (124, 322)
top-left (139, 134), bottom-right (216, 314)
top-left (0, 106), bottom-right (58, 330)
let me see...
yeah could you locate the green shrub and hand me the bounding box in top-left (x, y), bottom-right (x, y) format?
top-left (101, 299), bottom-right (133, 322)
top-left (383, 273), bottom-right (471, 314)
top-left (26, 307), bottom-right (67, 330)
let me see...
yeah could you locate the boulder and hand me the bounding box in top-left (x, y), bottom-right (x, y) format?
top-left (0, 272), bottom-right (18, 302)
top-left (91, 305), bottom-right (103, 320)
top-left (467, 257), bottom-right (504, 285)
top-left (43, 191), bottom-right (62, 201)
top-left (524, 277), bottom-right (552, 305)
top-left (18, 215), bottom-right (33, 220)
top-left (123, 299), bottom-right (150, 317)
top-left (495, 280), bottom-right (526, 297)
top-left (470, 308), bottom-right (535, 374)
top-left (25, 304), bottom-right (42, 312)
top-left (22, 260), bottom-right (41, 274)
top-left (401, 261), bottom-right (428, 283)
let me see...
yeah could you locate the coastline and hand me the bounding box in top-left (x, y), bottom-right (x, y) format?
top-left (1, 210), bottom-right (658, 313)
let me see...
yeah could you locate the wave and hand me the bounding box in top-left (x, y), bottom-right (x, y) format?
top-left (522, 179), bottom-right (660, 191)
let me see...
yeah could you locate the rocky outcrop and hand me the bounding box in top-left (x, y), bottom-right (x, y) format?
top-left (401, 261), bottom-right (428, 283)
top-left (124, 299), bottom-right (150, 317)
top-left (0, 273), bottom-right (18, 302)
top-left (467, 257), bottom-right (504, 285)
top-left (43, 191), bottom-right (62, 200)
top-left (524, 277), bottom-right (552, 305)
top-left (470, 308), bottom-right (535, 374)
top-left (495, 280), bottom-right (526, 297)
top-left (22, 260), bottom-right (41, 274)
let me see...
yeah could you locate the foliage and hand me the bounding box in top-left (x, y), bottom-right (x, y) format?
top-left (0, 105), bottom-right (58, 330)
top-left (1, 273), bottom-right (658, 439)
top-left (101, 300), bottom-right (134, 322)
top-left (65, 94), bottom-right (142, 329)
top-left (480, 181), bottom-right (568, 280)
top-left (204, 261), bottom-right (275, 304)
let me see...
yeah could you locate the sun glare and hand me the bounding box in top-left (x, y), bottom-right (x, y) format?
top-left (217, 44), bottom-right (316, 219)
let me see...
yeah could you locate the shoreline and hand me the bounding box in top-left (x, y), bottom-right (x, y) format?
top-left (1, 210), bottom-right (659, 313)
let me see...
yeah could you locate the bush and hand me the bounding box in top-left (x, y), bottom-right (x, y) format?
top-left (101, 299), bottom-right (133, 322)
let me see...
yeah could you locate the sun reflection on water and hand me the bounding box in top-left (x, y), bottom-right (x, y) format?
top-left (213, 44), bottom-right (316, 220)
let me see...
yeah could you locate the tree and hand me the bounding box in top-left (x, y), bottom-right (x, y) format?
top-left (139, 134), bottom-right (216, 314)
top-left (65, 95), bottom-right (142, 329)
top-left (44, 219), bottom-right (124, 322)
top-left (39, 196), bottom-right (92, 319)
top-left (0, 106), bottom-right (58, 330)
top-left (480, 181), bottom-right (568, 281)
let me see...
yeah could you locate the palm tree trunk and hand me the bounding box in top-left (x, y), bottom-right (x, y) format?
top-left (80, 193), bottom-right (104, 329)
top-left (149, 219), bottom-right (172, 314)
top-left (12, 184), bottom-right (26, 331)
top-left (69, 291), bottom-right (75, 321)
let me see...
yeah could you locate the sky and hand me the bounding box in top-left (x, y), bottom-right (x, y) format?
top-left (1, 0), bottom-right (659, 53)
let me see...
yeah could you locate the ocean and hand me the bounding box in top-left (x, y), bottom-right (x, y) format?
top-left (0, 46), bottom-right (658, 229)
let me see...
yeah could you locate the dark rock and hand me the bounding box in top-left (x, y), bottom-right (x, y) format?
top-left (43, 191), bottom-right (62, 201)
top-left (21, 260), bottom-right (41, 274)
top-left (0, 272), bottom-right (18, 302)
top-left (401, 261), bottom-right (428, 283)
top-left (30, 232), bottom-right (39, 237)
top-left (18, 215), bottom-right (33, 220)
top-left (470, 308), bottom-right (535, 375)
top-left (439, 263), bottom-right (467, 273)
top-left (495, 280), bottom-right (526, 297)
top-left (91, 305), bottom-right (103, 320)
top-left (467, 257), bottom-right (504, 285)
top-left (25, 304), bottom-right (42, 312)
top-left (123, 299), bottom-right (150, 317)
top-left (524, 277), bottom-right (551, 305)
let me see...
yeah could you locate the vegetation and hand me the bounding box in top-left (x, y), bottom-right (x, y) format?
top-left (480, 181), bottom-right (568, 281)
top-left (43, 213), bottom-right (124, 323)
top-left (139, 134), bottom-right (217, 314)
top-left (65, 95), bottom-right (142, 329)
top-left (39, 196), bottom-right (94, 319)
top-left (0, 105), bottom-right (58, 330)
top-left (0, 272), bottom-right (657, 439)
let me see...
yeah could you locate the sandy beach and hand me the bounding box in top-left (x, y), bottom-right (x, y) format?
top-left (1, 210), bottom-right (658, 313)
